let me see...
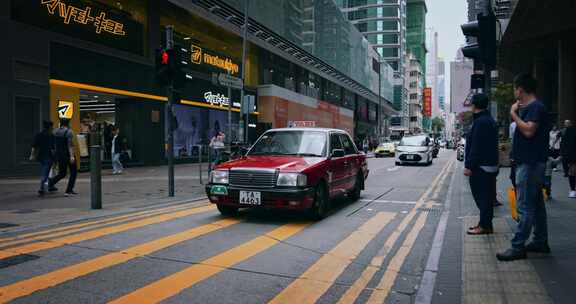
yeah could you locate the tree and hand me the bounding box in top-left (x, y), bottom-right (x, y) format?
top-left (431, 117), bottom-right (445, 135)
top-left (493, 82), bottom-right (515, 131)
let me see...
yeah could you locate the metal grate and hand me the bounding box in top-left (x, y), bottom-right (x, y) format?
top-left (229, 169), bottom-right (278, 188)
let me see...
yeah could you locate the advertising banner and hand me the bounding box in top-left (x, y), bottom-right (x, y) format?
top-left (423, 88), bottom-right (432, 117)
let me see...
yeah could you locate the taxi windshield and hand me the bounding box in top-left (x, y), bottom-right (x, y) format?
top-left (248, 131), bottom-right (327, 157)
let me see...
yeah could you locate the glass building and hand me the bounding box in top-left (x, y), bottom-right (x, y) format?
top-left (336, 0), bottom-right (408, 128)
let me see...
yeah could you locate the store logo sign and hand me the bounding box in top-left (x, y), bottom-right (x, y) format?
top-left (204, 92), bottom-right (230, 107)
top-left (58, 100), bottom-right (74, 119)
top-left (191, 44), bottom-right (239, 75)
top-left (191, 45), bottom-right (202, 64)
top-left (41, 0), bottom-right (126, 36)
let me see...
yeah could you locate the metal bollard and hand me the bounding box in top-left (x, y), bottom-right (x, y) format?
top-left (90, 145), bottom-right (102, 209)
top-left (198, 145), bottom-right (203, 185)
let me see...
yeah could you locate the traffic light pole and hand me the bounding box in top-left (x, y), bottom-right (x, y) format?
top-left (239, 1), bottom-right (249, 144)
top-left (165, 26), bottom-right (175, 197)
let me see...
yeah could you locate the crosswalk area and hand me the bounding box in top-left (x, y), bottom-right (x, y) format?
top-left (0, 161), bottom-right (454, 304)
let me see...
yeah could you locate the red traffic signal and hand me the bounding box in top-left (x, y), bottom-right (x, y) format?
top-left (161, 50), bottom-right (169, 65)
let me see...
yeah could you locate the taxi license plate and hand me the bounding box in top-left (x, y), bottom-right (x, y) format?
top-left (240, 191), bottom-right (261, 205)
top-left (406, 155), bottom-right (415, 160)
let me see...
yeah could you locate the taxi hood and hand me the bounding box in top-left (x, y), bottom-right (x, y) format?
top-left (215, 155), bottom-right (325, 172)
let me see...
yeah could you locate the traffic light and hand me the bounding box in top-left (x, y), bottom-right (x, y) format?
top-left (461, 12), bottom-right (497, 68)
top-left (155, 48), bottom-right (171, 86)
top-left (155, 45), bottom-right (188, 88)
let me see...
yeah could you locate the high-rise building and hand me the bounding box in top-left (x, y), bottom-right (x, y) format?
top-left (406, 53), bottom-right (424, 133)
top-left (450, 48), bottom-right (474, 116)
top-left (425, 28), bottom-right (439, 131)
top-left (406, 0), bottom-right (427, 83)
top-left (438, 59), bottom-right (446, 114)
top-left (336, 0), bottom-right (409, 129)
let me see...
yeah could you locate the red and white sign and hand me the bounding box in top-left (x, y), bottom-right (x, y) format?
top-left (288, 121), bottom-right (316, 128)
top-left (423, 88), bottom-right (432, 117)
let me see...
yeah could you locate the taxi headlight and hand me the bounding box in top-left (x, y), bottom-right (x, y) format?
top-left (277, 173), bottom-right (307, 187)
top-left (210, 170), bottom-right (229, 184)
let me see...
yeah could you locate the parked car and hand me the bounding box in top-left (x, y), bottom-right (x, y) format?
top-left (374, 141), bottom-right (396, 157)
top-left (206, 128), bottom-right (369, 219)
top-left (395, 135), bottom-right (434, 166)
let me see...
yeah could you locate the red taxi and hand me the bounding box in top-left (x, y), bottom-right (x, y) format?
top-left (206, 128), bottom-right (369, 219)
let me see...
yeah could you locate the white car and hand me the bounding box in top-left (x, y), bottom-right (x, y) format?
top-left (395, 135), bottom-right (434, 166)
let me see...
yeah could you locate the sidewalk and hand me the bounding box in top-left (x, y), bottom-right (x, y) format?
top-left (0, 164), bottom-right (211, 233)
top-left (433, 164), bottom-right (576, 304)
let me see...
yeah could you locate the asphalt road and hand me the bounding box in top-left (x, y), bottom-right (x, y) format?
top-left (0, 151), bottom-right (456, 304)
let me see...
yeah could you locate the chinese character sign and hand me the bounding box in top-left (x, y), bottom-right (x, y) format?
top-left (423, 88), bottom-right (432, 117)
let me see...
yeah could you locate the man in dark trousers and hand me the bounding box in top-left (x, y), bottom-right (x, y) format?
top-left (30, 121), bottom-right (55, 196)
top-left (464, 93), bottom-right (499, 235)
top-left (48, 118), bottom-right (78, 196)
top-left (498, 73), bottom-right (550, 261)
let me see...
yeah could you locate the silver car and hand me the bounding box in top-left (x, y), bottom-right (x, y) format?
top-left (395, 135), bottom-right (434, 166)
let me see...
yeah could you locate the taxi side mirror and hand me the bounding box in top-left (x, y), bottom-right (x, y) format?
top-left (331, 149), bottom-right (345, 158)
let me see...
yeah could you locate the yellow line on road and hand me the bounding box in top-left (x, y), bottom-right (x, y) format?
top-left (0, 205), bottom-right (216, 260)
top-left (0, 218), bottom-right (239, 303)
top-left (337, 158), bottom-right (454, 303)
top-left (268, 212), bottom-right (395, 304)
top-left (109, 222), bottom-right (311, 304)
top-left (366, 212), bottom-right (428, 303)
top-left (0, 202), bottom-right (207, 248)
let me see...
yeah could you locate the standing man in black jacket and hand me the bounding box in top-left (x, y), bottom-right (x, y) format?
top-left (464, 93), bottom-right (499, 235)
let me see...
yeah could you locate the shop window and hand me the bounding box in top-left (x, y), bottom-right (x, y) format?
top-left (14, 96), bottom-right (40, 164)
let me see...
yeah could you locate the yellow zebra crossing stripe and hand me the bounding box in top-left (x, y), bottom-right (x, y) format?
top-left (0, 205), bottom-right (216, 260)
top-left (268, 212), bottom-right (395, 304)
top-left (108, 222), bottom-right (311, 304)
top-left (0, 218), bottom-right (240, 303)
top-left (0, 202), bottom-right (206, 249)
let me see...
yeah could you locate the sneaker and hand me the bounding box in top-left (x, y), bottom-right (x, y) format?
top-left (65, 191), bottom-right (78, 196)
top-left (569, 191), bottom-right (576, 198)
top-left (48, 187), bottom-right (58, 192)
top-left (496, 248), bottom-right (527, 261)
top-left (525, 242), bottom-right (551, 254)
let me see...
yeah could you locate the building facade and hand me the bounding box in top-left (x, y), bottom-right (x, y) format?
top-left (0, 0), bottom-right (396, 176)
top-left (406, 0), bottom-right (427, 83)
top-left (450, 48), bottom-right (474, 116)
top-left (337, 0), bottom-right (409, 130)
top-left (406, 53), bottom-right (424, 133)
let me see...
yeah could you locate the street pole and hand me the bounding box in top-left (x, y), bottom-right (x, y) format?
top-left (240, 0), bottom-right (249, 143)
top-left (165, 26), bottom-right (175, 197)
top-left (90, 143), bottom-right (102, 209)
top-left (227, 70), bottom-right (232, 147)
top-left (378, 61), bottom-right (382, 142)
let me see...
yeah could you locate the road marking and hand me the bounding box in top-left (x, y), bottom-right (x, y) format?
top-left (337, 158), bottom-right (455, 303)
top-left (0, 205), bottom-right (216, 260)
top-left (387, 167), bottom-right (399, 172)
top-left (0, 202), bottom-right (206, 248)
top-left (108, 222), bottom-right (310, 304)
top-left (415, 160), bottom-right (457, 304)
top-left (269, 212), bottom-right (395, 304)
top-left (359, 199), bottom-right (418, 205)
top-left (0, 218), bottom-right (240, 303)
top-left (367, 212), bottom-right (428, 303)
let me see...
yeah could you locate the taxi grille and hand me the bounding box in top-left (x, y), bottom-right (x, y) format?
top-left (229, 170), bottom-right (278, 188)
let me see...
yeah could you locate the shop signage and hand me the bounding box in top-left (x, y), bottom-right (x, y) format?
top-left (423, 87), bottom-right (432, 117)
top-left (190, 44), bottom-right (239, 75)
top-left (12, 0), bottom-right (144, 55)
top-left (203, 92), bottom-right (240, 108)
top-left (58, 100), bottom-right (74, 119)
top-left (41, 0), bottom-right (126, 36)
top-left (217, 73), bottom-right (243, 89)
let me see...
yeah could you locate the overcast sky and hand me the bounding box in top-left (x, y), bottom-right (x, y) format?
top-left (426, 0), bottom-right (468, 106)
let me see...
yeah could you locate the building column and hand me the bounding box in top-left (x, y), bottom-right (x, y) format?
top-left (558, 38), bottom-right (576, 122)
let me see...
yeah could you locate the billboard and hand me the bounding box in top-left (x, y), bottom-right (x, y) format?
top-left (423, 88), bottom-right (432, 117)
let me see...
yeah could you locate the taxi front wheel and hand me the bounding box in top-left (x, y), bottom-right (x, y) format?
top-left (217, 204), bottom-right (238, 216)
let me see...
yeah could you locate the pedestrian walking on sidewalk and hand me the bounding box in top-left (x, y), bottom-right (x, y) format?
top-left (48, 118), bottom-right (78, 196)
top-left (464, 94), bottom-right (499, 235)
top-left (560, 120), bottom-right (573, 177)
top-left (209, 131), bottom-right (225, 170)
top-left (30, 121), bottom-right (55, 196)
top-left (562, 122), bottom-right (576, 198)
top-left (497, 73), bottom-right (551, 261)
top-left (111, 127), bottom-right (125, 175)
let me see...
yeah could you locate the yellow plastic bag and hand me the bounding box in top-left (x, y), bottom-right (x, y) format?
top-left (507, 187), bottom-right (519, 222)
